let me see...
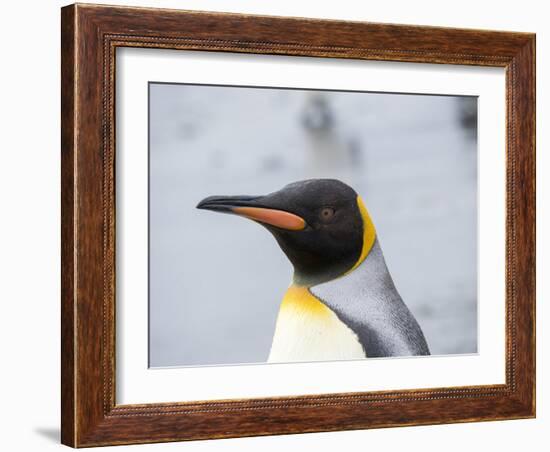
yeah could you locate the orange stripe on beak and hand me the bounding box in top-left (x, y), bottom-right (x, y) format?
top-left (232, 207), bottom-right (306, 231)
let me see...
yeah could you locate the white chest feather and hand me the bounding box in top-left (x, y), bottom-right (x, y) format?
top-left (268, 286), bottom-right (366, 363)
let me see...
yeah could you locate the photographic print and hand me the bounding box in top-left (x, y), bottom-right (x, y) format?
top-left (148, 83), bottom-right (478, 367)
top-left (61, 5), bottom-right (535, 445)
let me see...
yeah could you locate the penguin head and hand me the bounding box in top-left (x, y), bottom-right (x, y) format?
top-left (197, 179), bottom-right (376, 286)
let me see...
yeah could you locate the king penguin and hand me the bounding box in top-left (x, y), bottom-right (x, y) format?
top-left (197, 179), bottom-right (430, 362)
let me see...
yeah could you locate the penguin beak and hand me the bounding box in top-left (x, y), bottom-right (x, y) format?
top-left (196, 195), bottom-right (306, 231)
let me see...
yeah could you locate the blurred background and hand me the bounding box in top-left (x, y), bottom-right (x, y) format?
top-left (148, 83), bottom-right (477, 367)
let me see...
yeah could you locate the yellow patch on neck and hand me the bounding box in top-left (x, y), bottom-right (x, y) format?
top-left (347, 196), bottom-right (376, 273)
top-left (280, 286), bottom-right (333, 318)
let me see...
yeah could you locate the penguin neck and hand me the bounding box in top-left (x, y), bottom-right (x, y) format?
top-left (292, 196), bottom-right (377, 288)
top-left (292, 259), bottom-right (358, 287)
top-left (308, 237), bottom-right (431, 357)
top-left (291, 238), bottom-right (375, 287)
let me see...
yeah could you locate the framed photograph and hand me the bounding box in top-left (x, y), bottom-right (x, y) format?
top-left (61, 3), bottom-right (535, 447)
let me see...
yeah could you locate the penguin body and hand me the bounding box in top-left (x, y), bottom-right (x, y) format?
top-left (197, 178), bottom-right (430, 362)
top-left (268, 238), bottom-right (429, 362)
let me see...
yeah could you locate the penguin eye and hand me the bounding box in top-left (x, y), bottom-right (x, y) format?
top-left (319, 207), bottom-right (335, 222)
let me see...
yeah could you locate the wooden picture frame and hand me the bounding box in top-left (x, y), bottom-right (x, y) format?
top-left (61, 3), bottom-right (535, 447)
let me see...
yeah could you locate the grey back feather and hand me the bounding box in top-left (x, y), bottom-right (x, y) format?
top-left (310, 239), bottom-right (430, 357)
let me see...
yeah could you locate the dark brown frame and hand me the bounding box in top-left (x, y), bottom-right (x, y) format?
top-left (61, 3), bottom-right (536, 447)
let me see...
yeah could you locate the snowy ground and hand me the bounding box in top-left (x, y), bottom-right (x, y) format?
top-left (148, 83), bottom-right (477, 367)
